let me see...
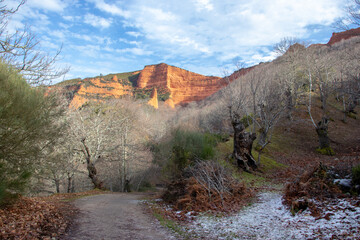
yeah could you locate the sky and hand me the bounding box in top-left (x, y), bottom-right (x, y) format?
top-left (6, 0), bottom-right (351, 82)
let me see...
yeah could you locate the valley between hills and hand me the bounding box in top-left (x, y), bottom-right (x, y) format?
top-left (2, 20), bottom-right (360, 239)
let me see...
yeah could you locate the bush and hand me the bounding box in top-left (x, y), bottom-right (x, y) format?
top-left (162, 160), bottom-right (252, 212)
top-left (152, 129), bottom-right (221, 179)
top-left (352, 164), bottom-right (360, 186)
top-left (283, 163), bottom-right (342, 216)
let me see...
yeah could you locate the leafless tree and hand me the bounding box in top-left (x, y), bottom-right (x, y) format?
top-left (273, 37), bottom-right (301, 56)
top-left (0, 0), bottom-right (69, 85)
top-left (253, 66), bottom-right (286, 164)
top-left (332, 38), bottom-right (360, 122)
top-left (336, 0), bottom-right (360, 29)
top-left (220, 64), bottom-right (257, 171)
top-left (275, 43), bottom-right (307, 120)
top-left (304, 47), bottom-right (337, 153)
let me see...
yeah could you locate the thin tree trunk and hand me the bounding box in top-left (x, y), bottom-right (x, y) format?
top-left (54, 178), bottom-right (60, 193)
top-left (286, 87), bottom-right (293, 121)
top-left (67, 174), bottom-right (72, 193)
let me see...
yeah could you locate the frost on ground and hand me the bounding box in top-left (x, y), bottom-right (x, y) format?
top-left (186, 192), bottom-right (360, 239)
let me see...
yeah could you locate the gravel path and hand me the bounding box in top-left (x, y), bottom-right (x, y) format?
top-left (64, 193), bottom-right (176, 240)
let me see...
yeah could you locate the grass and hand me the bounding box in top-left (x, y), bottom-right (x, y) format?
top-left (54, 71), bottom-right (141, 87)
top-left (215, 139), bottom-right (284, 188)
top-left (252, 150), bottom-right (286, 172)
top-left (54, 78), bottom-right (82, 86)
top-left (151, 207), bottom-right (193, 239)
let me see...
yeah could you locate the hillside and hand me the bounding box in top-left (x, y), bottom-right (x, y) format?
top-left (52, 63), bottom-right (222, 108)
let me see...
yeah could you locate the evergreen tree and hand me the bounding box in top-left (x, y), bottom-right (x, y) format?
top-left (0, 61), bottom-right (64, 206)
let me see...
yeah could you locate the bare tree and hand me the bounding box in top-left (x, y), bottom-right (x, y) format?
top-left (253, 67), bottom-right (286, 164)
top-left (305, 47), bottom-right (337, 154)
top-left (68, 104), bottom-right (115, 189)
top-left (0, 0), bottom-right (69, 85)
top-left (336, 0), bottom-right (360, 29)
top-left (332, 39), bottom-right (360, 122)
top-left (220, 64), bottom-right (257, 172)
top-left (275, 42), bottom-right (307, 120)
top-left (273, 37), bottom-right (301, 56)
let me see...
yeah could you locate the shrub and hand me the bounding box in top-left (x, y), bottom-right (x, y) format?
top-left (162, 160), bottom-right (252, 212)
top-left (152, 129), bottom-right (221, 179)
top-left (352, 164), bottom-right (360, 186)
top-left (0, 61), bottom-right (64, 206)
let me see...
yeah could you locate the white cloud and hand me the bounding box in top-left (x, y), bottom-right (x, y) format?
top-left (27, 0), bottom-right (67, 12)
top-left (126, 31), bottom-right (143, 38)
top-left (84, 14), bottom-right (112, 28)
top-left (193, 0), bottom-right (214, 11)
top-left (117, 47), bottom-right (153, 56)
top-left (116, 0), bottom-right (347, 65)
top-left (63, 15), bottom-right (81, 22)
top-left (88, 0), bottom-right (130, 18)
top-left (49, 30), bottom-right (67, 40)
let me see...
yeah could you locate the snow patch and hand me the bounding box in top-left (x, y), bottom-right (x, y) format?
top-left (187, 192), bottom-right (360, 239)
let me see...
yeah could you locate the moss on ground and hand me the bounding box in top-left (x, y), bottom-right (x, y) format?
top-left (316, 147), bottom-right (335, 156)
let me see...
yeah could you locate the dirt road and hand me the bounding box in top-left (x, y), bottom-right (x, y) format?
top-left (64, 193), bottom-right (176, 240)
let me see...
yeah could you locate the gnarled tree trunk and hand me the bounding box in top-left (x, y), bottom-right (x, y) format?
top-left (81, 138), bottom-right (104, 189)
top-left (316, 117), bottom-right (330, 149)
top-left (232, 114), bottom-right (257, 172)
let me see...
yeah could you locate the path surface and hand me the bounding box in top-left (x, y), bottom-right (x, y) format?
top-left (64, 193), bottom-right (176, 240)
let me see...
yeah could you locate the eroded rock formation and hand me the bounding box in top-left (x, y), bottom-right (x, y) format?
top-left (147, 88), bottom-right (158, 109)
top-left (137, 63), bottom-right (223, 105)
top-left (69, 77), bottom-right (132, 108)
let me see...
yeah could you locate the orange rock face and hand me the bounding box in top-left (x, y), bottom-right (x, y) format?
top-left (69, 77), bottom-right (132, 108)
top-left (327, 27), bottom-right (360, 45)
top-left (137, 63), bottom-right (223, 105)
top-left (165, 98), bottom-right (175, 109)
top-left (147, 88), bottom-right (158, 109)
top-left (54, 64), bottom-right (226, 108)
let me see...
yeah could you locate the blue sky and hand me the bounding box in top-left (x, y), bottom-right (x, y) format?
top-left (7, 0), bottom-right (350, 82)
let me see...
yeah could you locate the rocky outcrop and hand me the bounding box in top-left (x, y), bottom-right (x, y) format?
top-left (69, 76), bottom-right (133, 108)
top-left (327, 27), bottom-right (360, 45)
top-left (137, 63), bottom-right (223, 105)
top-left (165, 98), bottom-right (175, 109)
top-left (147, 88), bottom-right (158, 109)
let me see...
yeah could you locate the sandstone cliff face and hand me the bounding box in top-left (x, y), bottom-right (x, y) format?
top-left (327, 27), bottom-right (360, 45)
top-left (69, 76), bottom-right (132, 108)
top-left (137, 63), bottom-right (223, 105)
top-left (54, 64), bottom-right (223, 108)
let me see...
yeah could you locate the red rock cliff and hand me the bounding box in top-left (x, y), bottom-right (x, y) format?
top-left (327, 27), bottom-right (360, 45)
top-left (137, 63), bottom-right (223, 105)
top-left (69, 75), bottom-right (133, 108)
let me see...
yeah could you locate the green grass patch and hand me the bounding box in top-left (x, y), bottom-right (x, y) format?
top-left (316, 147), bottom-right (335, 156)
top-left (264, 131), bottom-right (294, 154)
top-left (152, 209), bottom-right (192, 239)
top-left (252, 150), bottom-right (286, 172)
top-left (240, 171), bottom-right (267, 188)
top-left (54, 78), bottom-right (82, 86)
